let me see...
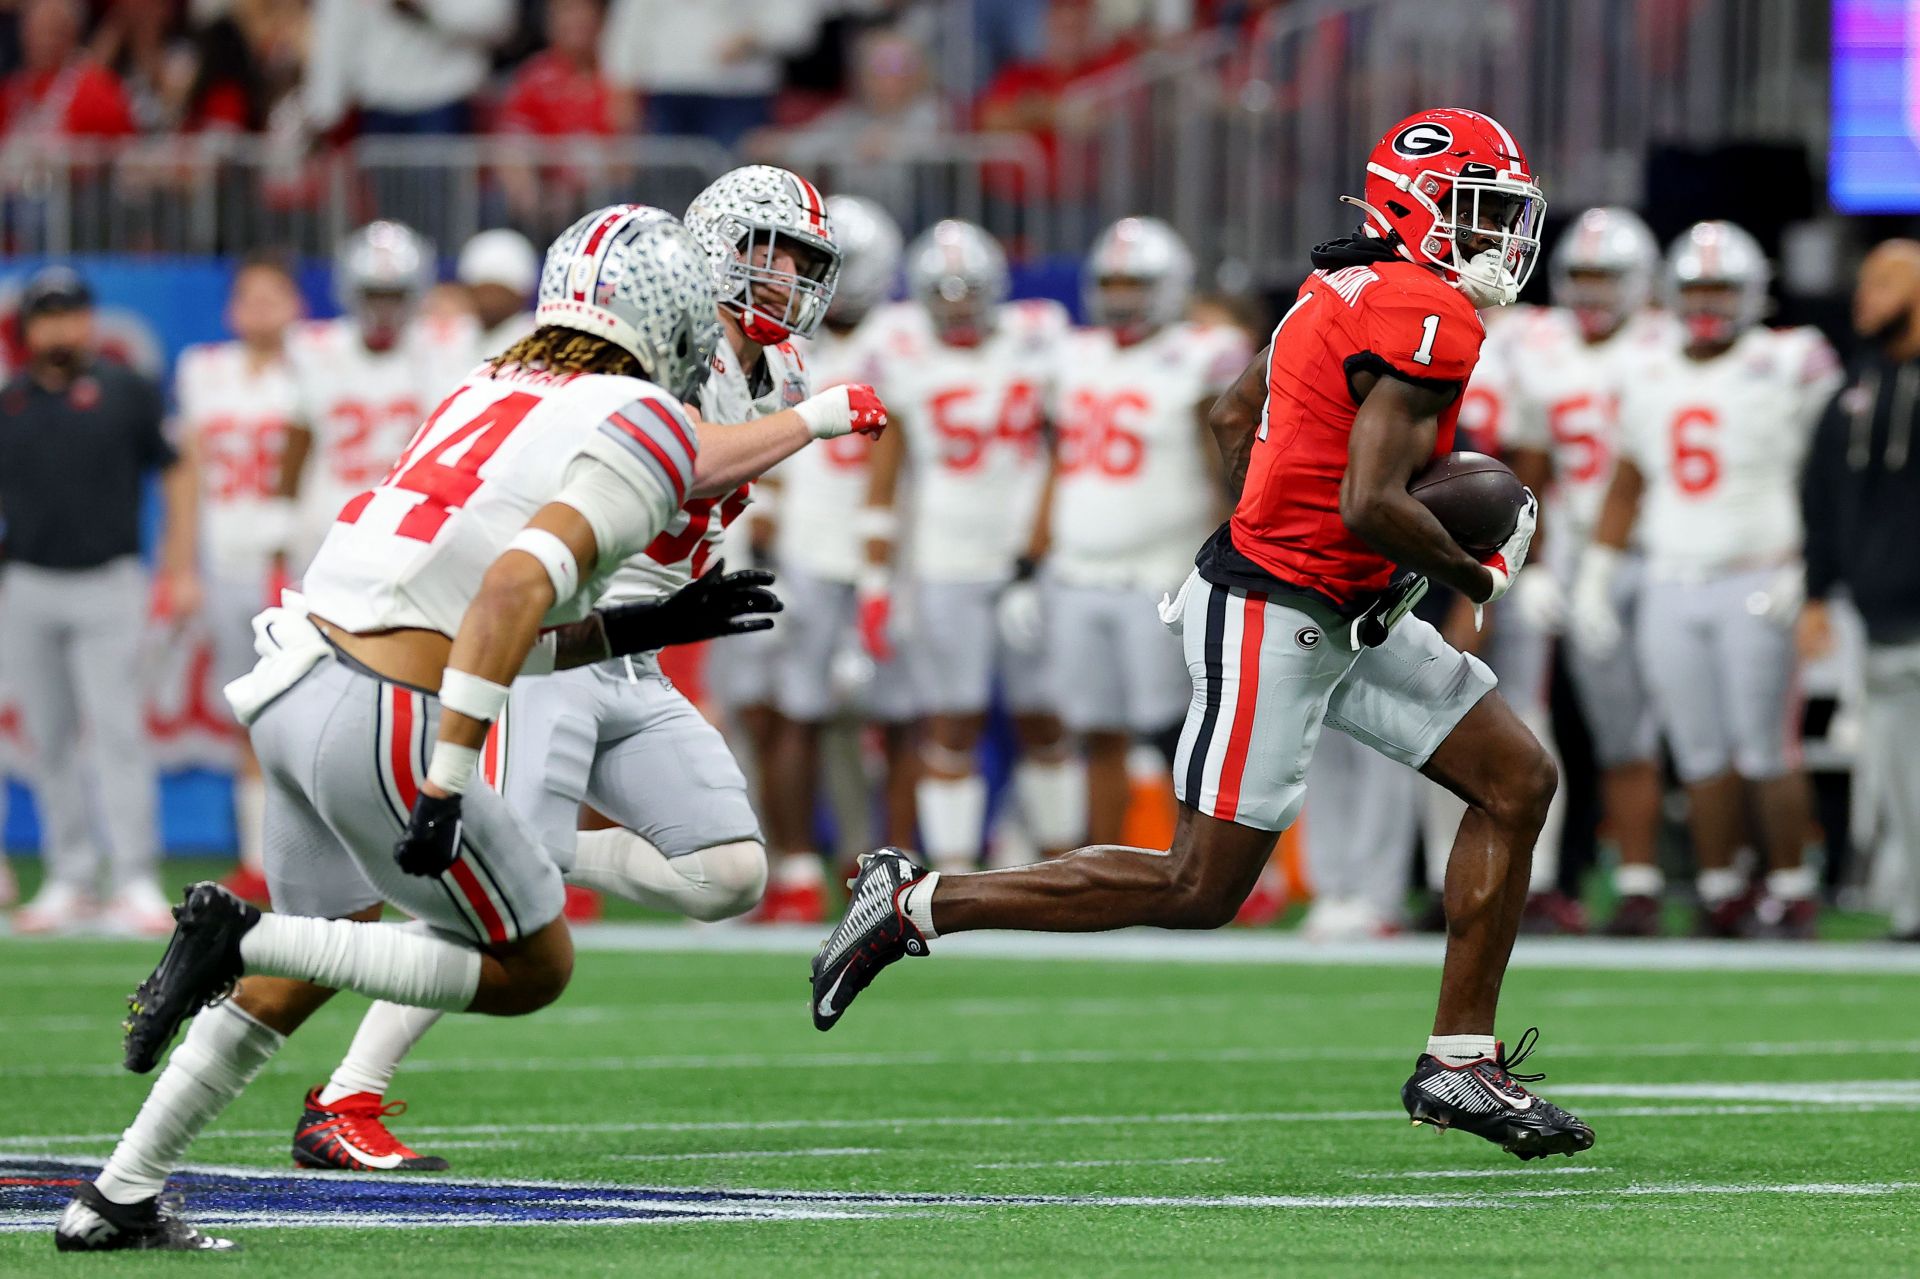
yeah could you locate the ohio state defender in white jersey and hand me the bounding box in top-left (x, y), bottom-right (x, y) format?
top-left (1576, 220), bottom-right (1843, 940)
top-left (1041, 218), bottom-right (1248, 848)
top-left (62, 205), bottom-right (752, 1250)
top-left (279, 222), bottom-right (481, 572)
top-left (174, 256), bottom-right (305, 902)
top-left (863, 219), bottom-right (1078, 873)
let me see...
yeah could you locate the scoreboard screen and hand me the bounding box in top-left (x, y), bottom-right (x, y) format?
top-left (1833, 0), bottom-right (1920, 211)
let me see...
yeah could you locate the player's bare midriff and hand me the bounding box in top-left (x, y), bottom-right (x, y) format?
top-left (310, 617), bottom-right (453, 692)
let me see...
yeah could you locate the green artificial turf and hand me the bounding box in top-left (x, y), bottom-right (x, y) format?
top-left (3, 922), bottom-right (1919, 1276)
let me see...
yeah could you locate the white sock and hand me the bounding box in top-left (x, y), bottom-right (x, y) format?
top-left (566, 830), bottom-right (766, 922)
top-left (1014, 757), bottom-right (1087, 850)
top-left (917, 775), bottom-right (987, 871)
top-left (1425, 1033), bottom-right (1497, 1067)
top-left (95, 1002), bottom-right (284, 1204)
top-left (1614, 863), bottom-right (1665, 898)
top-left (902, 871), bottom-right (941, 941)
top-left (1766, 865), bottom-right (1817, 902)
top-left (319, 1001), bottom-right (445, 1105)
top-left (234, 775), bottom-right (267, 874)
top-left (775, 853), bottom-right (825, 887)
top-left (239, 915), bottom-right (480, 1010)
top-left (1697, 867), bottom-right (1745, 906)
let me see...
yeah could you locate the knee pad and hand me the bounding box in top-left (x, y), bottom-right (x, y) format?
top-left (682, 840), bottom-right (768, 922)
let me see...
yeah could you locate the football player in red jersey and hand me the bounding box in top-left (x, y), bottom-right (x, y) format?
top-left (814, 109), bottom-right (1594, 1161)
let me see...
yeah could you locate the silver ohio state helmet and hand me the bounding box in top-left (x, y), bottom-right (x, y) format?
top-left (535, 204), bottom-right (722, 402)
top-left (684, 165), bottom-right (840, 342)
top-left (824, 194), bottom-right (902, 325)
top-left (1549, 206), bottom-right (1658, 335)
top-left (1666, 220), bottom-right (1770, 341)
top-left (334, 220), bottom-right (431, 317)
top-left (1084, 216), bottom-right (1194, 339)
top-left (906, 219), bottom-right (1008, 343)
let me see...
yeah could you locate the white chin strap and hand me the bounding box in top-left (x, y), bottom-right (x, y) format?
top-left (1456, 248), bottom-right (1520, 307)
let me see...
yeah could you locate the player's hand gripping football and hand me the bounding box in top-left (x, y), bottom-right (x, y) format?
top-left (1474, 488), bottom-right (1537, 629)
top-left (596, 561), bottom-right (783, 657)
top-left (395, 791), bottom-right (464, 878)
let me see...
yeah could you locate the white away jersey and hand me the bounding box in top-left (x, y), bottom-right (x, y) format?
top-left (1618, 325), bottom-right (1842, 579)
top-left (301, 366), bottom-right (695, 636)
top-left (1049, 320), bottom-right (1249, 589)
top-left (775, 318), bottom-right (886, 582)
top-left (872, 298), bottom-right (1068, 582)
top-left (602, 334), bottom-right (809, 604)
top-left (287, 315), bottom-right (482, 567)
top-left (174, 340), bottom-right (300, 577)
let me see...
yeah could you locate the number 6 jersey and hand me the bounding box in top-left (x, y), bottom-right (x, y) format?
top-left (301, 364), bottom-right (697, 637)
top-left (1616, 325), bottom-right (1840, 580)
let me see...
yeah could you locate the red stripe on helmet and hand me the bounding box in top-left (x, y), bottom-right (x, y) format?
top-left (792, 175), bottom-right (826, 234)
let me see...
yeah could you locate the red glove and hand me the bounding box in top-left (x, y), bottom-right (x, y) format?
top-left (856, 575), bottom-right (893, 663)
top-left (797, 383), bottom-right (889, 441)
top-left (844, 383), bottom-right (888, 440)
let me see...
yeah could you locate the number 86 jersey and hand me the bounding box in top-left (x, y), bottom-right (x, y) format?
top-left (301, 364), bottom-right (697, 637)
top-left (1616, 325), bottom-right (1840, 581)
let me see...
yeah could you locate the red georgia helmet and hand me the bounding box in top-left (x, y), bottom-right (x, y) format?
top-left (1350, 108), bottom-right (1546, 307)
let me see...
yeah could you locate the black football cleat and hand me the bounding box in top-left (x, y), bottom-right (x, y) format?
top-left (292, 1086), bottom-right (450, 1171)
top-left (1401, 1028), bottom-right (1595, 1161)
top-left (123, 882), bottom-right (260, 1074)
top-left (811, 848), bottom-right (929, 1031)
top-left (54, 1183), bottom-right (237, 1252)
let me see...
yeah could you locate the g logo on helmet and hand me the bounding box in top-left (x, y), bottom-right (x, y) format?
top-left (1392, 122), bottom-right (1454, 158)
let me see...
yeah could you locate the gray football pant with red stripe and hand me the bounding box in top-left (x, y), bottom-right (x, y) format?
top-left (250, 656), bottom-right (564, 945)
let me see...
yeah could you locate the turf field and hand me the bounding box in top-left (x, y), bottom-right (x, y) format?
top-left (4, 912), bottom-right (1920, 1277)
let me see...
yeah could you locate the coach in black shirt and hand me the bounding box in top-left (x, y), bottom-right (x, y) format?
top-left (0, 266), bottom-right (200, 935)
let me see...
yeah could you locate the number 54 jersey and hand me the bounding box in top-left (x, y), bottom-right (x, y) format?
top-left (1616, 325), bottom-right (1841, 580)
top-left (301, 365), bottom-right (697, 637)
top-left (872, 299), bottom-right (1069, 583)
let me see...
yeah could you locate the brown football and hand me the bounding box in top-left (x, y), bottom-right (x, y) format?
top-left (1408, 451), bottom-right (1524, 556)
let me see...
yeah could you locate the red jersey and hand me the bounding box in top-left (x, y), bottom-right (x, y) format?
top-left (1224, 251), bottom-right (1483, 609)
top-left (496, 52), bottom-right (620, 137)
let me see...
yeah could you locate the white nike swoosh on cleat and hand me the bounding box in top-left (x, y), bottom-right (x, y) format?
top-left (1479, 1077), bottom-right (1534, 1111)
top-left (816, 968), bottom-right (849, 1020)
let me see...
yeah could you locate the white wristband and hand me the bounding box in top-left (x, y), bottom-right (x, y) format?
top-left (506, 527), bottom-right (581, 604)
top-left (426, 741), bottom-right (481, 794)
top-left (795, 385), bottom-right (852, 439)
top-left (853, 507), bottom-right (897, 541)
top-left (439, 669), bottom-right (510, 723)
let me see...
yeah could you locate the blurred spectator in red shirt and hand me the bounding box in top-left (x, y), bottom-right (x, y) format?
top-left (177, 17), bottom-right (264, 133)
top-left (493, 0), bottom-right (634, 236)
top-left (976, 0), bottom-right (1136, 196)
top-left (0, 0), bottom-right (137, 140)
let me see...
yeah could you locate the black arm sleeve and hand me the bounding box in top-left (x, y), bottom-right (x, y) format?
top-left (1800, 400), bottom-right (1845, 600)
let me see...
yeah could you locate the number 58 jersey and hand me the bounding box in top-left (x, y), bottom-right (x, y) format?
top-left (1617, 325), bottom-right (1841, 580)
top-left (301, 365), bottom-right (697, 637)
top-left (873, 299), bottom-right (1068, 583)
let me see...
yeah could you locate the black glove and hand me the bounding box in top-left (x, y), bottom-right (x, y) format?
top-left (598, 561), bottom-right (783, 657)
top-left (394, 790), bottom-right (463, 877)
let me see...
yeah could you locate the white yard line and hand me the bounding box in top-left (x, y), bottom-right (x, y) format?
top-left (1352, 1166), bottom-right (1613, 1179)
top-left (973, 1158), bottom-right (1228, 1170)
top-left (608, 1148), bottom-right (885, 1163)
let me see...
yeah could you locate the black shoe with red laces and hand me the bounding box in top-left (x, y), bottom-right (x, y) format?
top-left (292, 1087), bottom-right (450, 1171)
top-left (1401, 1029), bottom-right (1596, 1161)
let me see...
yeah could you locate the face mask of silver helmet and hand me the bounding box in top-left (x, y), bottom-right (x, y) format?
top-left (1665, 220), bottom-right (1770, 349)
top-left (685, 165), bottom-right (842, 344)
top-left (823, 194), bottom-right (903, 327)
top-left (1548, 206), bottom-right (1658, 342)
top-left (534, 204), bottom-right (723, 403)
top-left (335, 220), bottom-right (431, 341)
top-left (1084, 215), bottom-right (1194, 345)
top-left (906, 219), bottom-right (1008, 347)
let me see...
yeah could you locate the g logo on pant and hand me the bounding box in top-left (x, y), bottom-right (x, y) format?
top-left (1295, 627), bottom-right (1322, 651)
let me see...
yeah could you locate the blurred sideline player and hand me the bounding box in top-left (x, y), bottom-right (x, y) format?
top-left (457, 228), bottom-right (540, 357)
top-left (278, 221), bottom-right (480, 574)
top-left (860, 219), bottom-right (1080, 872)
top-left (292, 170), bottom-right (891, 1171)
top-left (174, 254), bottom-right (305, 905)
top-left (1521, 208), bottom-right (1676, 935)
top-left (1575, 221), bottom-right (1841, 938)
top-left (818, 110), bottom-right (1598, 1161)
top-left (760, 193), bottom-right (918, 921)
top-left (57, 204), bottom-right (779, 1250)
top-left (1043, 217), bottom-right (1249, 844)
